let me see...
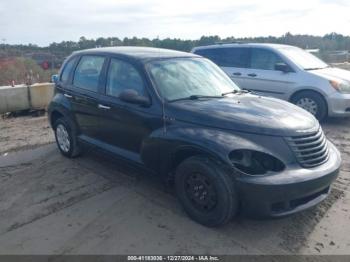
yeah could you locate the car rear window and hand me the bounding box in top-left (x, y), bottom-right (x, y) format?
top-left (73, 55), bottom-right (105, 92)
top-left (194, 47), bottom-right (250, 68)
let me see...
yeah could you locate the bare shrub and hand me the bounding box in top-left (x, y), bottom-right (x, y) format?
top-left (0, 57), bottom-right (57, 86)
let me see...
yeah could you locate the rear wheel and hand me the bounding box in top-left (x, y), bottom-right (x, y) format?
top-left (175, 155), bottom-right (238, 227)
top-left (54, 118), bottom-right (81, 158)
top-left (291, 91), bottom-right (327, 121)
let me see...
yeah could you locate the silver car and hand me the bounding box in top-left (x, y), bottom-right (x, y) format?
top-left (192, 43), bottom-right (350, 121)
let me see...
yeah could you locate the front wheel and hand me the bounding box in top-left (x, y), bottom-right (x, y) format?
top-left (292, 91), bottom-right (327, 121)
top-left (175, 155), bottom-right (238, 227)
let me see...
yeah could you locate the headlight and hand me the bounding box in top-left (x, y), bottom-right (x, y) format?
top-left (229, 149), bottom-right (285, 175)
top-left (329, 80), bottom-right (350, 94)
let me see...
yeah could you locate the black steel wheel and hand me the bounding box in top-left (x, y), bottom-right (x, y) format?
top-left (175, 155), bottom-right (238, 227)
top-left (185, 172), bottom-right (218, 212)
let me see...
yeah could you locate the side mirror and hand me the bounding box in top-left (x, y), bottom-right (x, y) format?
top-left (51, 74), bottom-right (59, 83)
top-left (119, 89), bottom-right (150, 106)
top-left (275, 63), bottom-right (292, 73)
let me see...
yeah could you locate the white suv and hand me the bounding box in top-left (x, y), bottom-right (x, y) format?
top-left (192, 43), bottom-right (350, 121)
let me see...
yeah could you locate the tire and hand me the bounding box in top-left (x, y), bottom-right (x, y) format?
top-left (54, 118), bottom-right (81, 158)
top-left (175, 155), bottom-right (238, 227)
top-left (291, 91), bottom-right (327, 121)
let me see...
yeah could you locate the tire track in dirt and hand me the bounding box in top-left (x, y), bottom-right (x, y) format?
top-left (278, 186), bottom-right (344, 252)
top-left (0, 151), bottom-right (120, 235)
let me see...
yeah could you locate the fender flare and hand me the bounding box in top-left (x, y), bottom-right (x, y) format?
top-left (48, 94), bottom-right (78, 131)
top-left (288, 87), bottom-right (328, 103)
top-left (143, 126), bottom-right (267, 177)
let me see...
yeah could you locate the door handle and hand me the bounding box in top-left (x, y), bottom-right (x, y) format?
top-left (64, 93), bottom-right (73, 98)
top-left (247, 73), bottom-right (257, 77)
top-left (232, 72), bottom-right (242, 76)
top-left (98, 104), bottom-right (111, 110)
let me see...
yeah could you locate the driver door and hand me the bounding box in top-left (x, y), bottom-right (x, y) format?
top-left (96, 58), bottom-right (155, 157)
top-left (243, 48), bottom-right (297, 100)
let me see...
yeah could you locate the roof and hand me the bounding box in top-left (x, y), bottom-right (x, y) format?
top-left (73, 46), bottom-right (198, 62)
top-left (192, 43), bottom-right (296, 52)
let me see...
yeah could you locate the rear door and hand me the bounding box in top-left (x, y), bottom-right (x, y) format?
top-left (243, 48), bottom-right (297, 99)
top-left (69, 55), bottom-right (106, 138)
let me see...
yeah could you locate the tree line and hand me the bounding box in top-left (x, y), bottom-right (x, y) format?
top-left (1, 32), bottom-right (350, 59)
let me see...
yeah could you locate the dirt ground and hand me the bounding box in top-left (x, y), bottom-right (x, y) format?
top-left (0, 115), bottom-right (54, 155)
top-left (0, 115), bottom-right (349, 255)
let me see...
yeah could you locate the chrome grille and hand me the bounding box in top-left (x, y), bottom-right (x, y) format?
top-left (286, 128), bottom-right (329, 168)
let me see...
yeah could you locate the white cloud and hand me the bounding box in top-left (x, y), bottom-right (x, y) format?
top-left (0, 0), bottom-right (349, 46)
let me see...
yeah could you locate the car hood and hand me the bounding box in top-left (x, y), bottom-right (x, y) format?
top-left (309, 67), bottom-right (350, 82)
top-left (168, 94), bottom-right (319, 136)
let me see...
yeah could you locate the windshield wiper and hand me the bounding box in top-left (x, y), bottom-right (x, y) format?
top-left (222, 89), bottom-right (250, 96)
top-left (169, 89), bottom-right (250, 102)
top-left (169, 95), bottom-right (223, 102)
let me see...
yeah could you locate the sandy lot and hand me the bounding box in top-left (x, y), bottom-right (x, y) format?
top-left (0, 115), bottom-right (349, 255)
top-left (0, 115), bottom-right (54, 155)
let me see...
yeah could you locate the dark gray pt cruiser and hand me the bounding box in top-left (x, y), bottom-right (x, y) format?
top-left (48, 47), bottom-right (341, 227)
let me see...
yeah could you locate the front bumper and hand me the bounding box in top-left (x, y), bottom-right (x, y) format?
top-left (236, 142), bottom-right (341, 217)
top-left (327, 92), bottom-right (350, 117)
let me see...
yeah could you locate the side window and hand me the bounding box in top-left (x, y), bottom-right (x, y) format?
top-left (195, 48), bottom-right (250, 68)
top-left (224, 48), bottom-right (250, 68)
top-left (60, 57), bottom-right (77, 83)
top-left (195, 49), bottom-right (225, 66)
top-left (73, 55), bottom-right (105, 92)
top-left (250, 48), bottom-right (284, 70)
top-left (106, 58), bottom-right (145, 97)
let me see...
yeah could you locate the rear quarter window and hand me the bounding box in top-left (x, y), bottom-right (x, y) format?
top-left (60, 57), bottom-right (77, 83)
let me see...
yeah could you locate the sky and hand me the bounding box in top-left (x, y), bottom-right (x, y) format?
top-left (0, 0), bottom-right (349, 46)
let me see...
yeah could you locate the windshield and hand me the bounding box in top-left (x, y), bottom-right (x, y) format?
top-left (147, 58), bottom-right (240, 101)
top-left (278, 47), bottom-right (328, 70)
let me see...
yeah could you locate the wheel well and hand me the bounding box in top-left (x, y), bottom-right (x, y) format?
top-left (289, 89), bottom-right (328, 112)
top-left (171, 147), bottom-right (222, 173)
top-left (172, 149), bottom-right (201, 171)
top-left (50, 110), bottom-right (64, 127)
top-left (162, 148), bottom-right (209, 183)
